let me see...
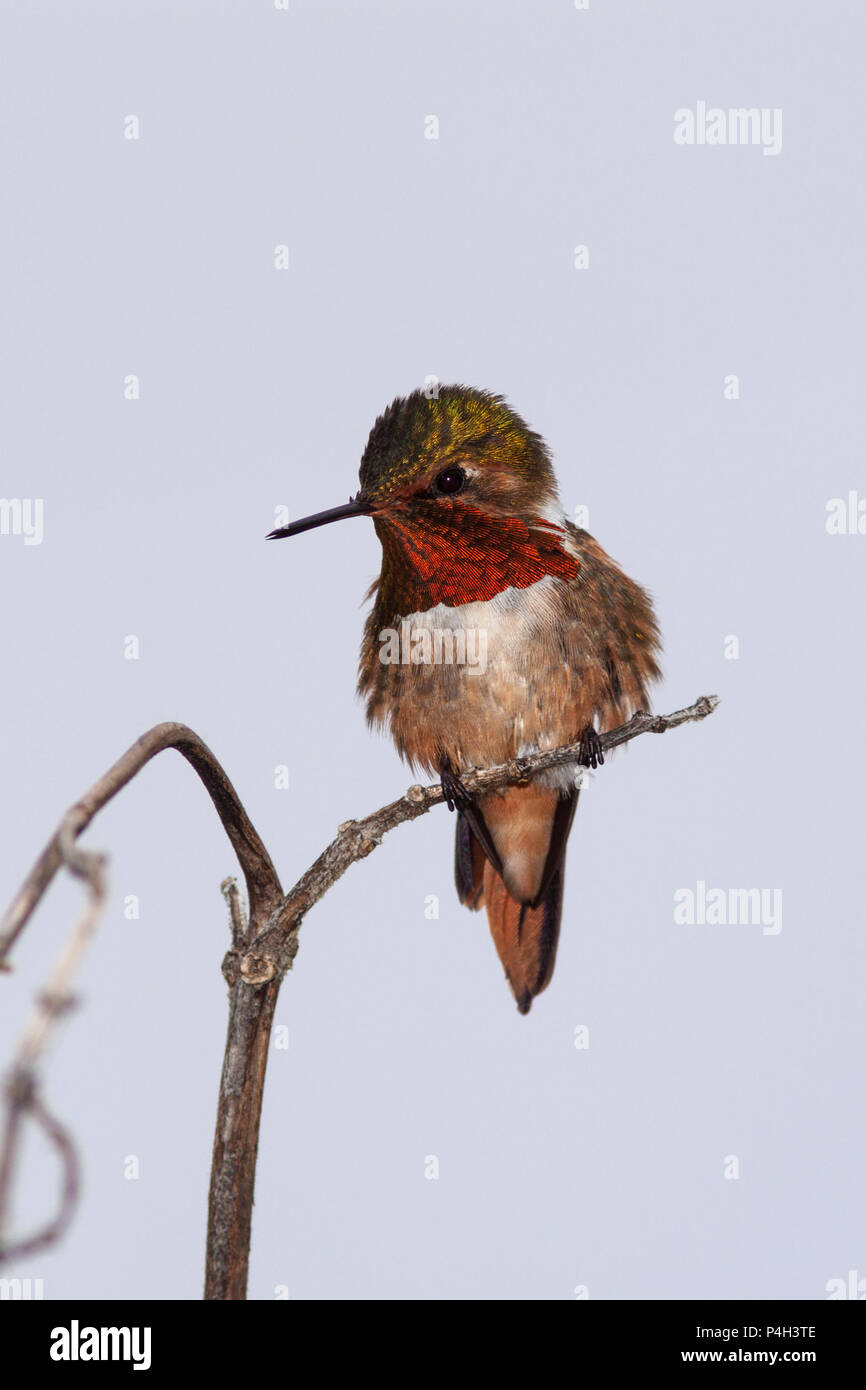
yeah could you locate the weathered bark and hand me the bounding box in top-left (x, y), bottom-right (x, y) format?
top-left (205, 973), bottom-right (281, 1301)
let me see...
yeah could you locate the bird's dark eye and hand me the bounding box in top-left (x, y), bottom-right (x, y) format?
top-left (434, 466), bottom-right (466, 496)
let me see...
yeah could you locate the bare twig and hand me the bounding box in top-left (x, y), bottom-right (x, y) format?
top-left (247, 694), bottom-right (722, 978)
top-left (0, 693), bottom-right (719, 1294)
top-left (0, 1085), bottom-right (80, 1264)
top-left (221, 876), bottom-right (248, 951)
top-left (0, 813), bottom-right (104, 1260)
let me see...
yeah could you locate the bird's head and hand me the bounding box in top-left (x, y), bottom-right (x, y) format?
top-left (269, 385), bottom-right (579, 610)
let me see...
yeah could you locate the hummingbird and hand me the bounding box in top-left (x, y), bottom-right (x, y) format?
top-left (269, 386), bottom-right (661, 1013)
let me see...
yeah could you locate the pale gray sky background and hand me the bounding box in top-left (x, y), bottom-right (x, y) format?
top-left (1, 0), bottom-right (864, 1300)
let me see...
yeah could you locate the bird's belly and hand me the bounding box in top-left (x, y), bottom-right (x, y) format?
top-left (370, 578), bottom-right (590, 777)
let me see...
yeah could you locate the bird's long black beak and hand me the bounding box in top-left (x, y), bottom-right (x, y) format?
top-left (267, 492), bottom-right (370, 539)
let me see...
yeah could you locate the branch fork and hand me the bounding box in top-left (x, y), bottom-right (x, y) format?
top-left (0, 693), bottom-right (719, 1292)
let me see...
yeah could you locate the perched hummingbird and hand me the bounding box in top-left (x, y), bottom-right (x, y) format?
top-left (269, 386), bottom-right (661, 1013)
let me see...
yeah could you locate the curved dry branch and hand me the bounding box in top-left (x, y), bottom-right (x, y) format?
top-left (0, 723), bottom-right (280, 1269)
top-left (0, 693), bottom-right (719, 1292)
top-left (0, 808), bottom-right (103, 1261)
top-left (0, 1083), bottom-right (80, 1264)
top-left (0, 722), bottom-right (281, 968)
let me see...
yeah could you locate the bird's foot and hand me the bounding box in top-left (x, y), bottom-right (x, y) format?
top-left (578, 724), bottom-right (605, 770)
top-left (439, 755), bottom-right (472, 813)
